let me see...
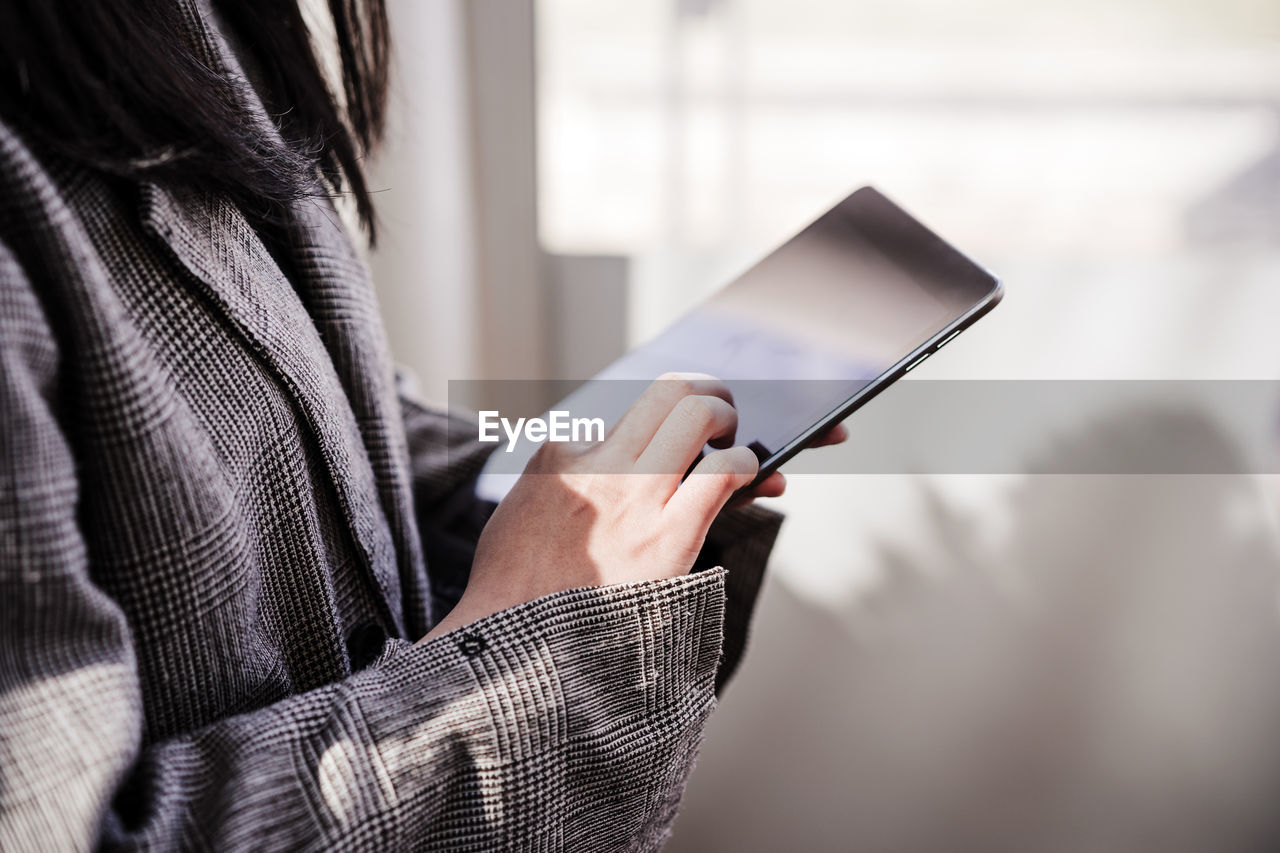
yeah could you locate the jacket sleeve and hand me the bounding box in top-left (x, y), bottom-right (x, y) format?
top-left (0, 243), bottom-right (725, 852)
top-left (396, 381), bottom-right (785, 695)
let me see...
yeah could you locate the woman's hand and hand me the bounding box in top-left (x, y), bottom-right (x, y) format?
top-left (422, 372), bottom-right (846, 640)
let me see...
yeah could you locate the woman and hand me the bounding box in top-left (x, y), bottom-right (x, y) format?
top-left (0, 1), bottom-right (843, 849)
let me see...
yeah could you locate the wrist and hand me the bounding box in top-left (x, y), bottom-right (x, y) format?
top-left (420, 583), bottom-right (520, 643)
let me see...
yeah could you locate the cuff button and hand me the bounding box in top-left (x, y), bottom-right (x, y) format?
top-left (458, 633), bottom-right (486, 657)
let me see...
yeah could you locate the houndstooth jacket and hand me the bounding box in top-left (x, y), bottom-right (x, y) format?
top-left (0, 3), bottom-right (781, 849)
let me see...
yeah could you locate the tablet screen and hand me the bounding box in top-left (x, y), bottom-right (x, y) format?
top-left (475, 187), bottom-right (999, 495)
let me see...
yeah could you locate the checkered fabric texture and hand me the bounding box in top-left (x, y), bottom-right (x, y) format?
top-left (0, 2), bottom-right (784, 849)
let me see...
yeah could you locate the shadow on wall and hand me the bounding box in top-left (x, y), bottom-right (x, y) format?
top-left (669, 407), bottom-right (1280, 853)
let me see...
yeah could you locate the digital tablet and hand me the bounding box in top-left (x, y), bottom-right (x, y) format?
top-left (474, 186), bottom-right (1002, 501)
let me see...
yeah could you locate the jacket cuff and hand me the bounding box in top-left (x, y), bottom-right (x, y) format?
top-left (331, 570), bottom-right (727, 848)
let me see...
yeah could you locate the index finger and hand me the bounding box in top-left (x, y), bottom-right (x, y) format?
top-left (604, 372), bottom-right (735, 459)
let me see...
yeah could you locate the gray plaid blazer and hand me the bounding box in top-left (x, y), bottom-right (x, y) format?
top-left (0, 3), bottom-right (780, 849)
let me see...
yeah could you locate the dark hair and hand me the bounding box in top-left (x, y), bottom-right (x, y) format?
top-left (0, 0), bottom-right (389, 242)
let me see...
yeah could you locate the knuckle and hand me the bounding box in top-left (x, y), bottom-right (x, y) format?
top-left (720, 446), bottom-right (758, 478)
top-left (528, 441), bottom-right (564, 471)
top-left (654, 372), bottom-right (696, 399)
top-left (676, 395), bottom-right (717, 429)
top-left (700, 451), bottom-right (740, 479)
top-left (565, 439), bottom-right (596, 457)
top-left (698, 457), bottom-right (728, 478)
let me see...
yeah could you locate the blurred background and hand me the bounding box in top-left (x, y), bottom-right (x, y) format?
top-left (366, 0), bottom-right (1280, 849)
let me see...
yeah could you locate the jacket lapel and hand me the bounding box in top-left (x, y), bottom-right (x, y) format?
top-left (275, 192), bottom-right (431, 638)
top-left (138, 0), bottom-right (434, 638)
top-left (139, 182), bottom-right (410, 637)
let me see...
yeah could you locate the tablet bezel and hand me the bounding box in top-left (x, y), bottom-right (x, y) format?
top-left (744, 186), bottom-right (1003, 487)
